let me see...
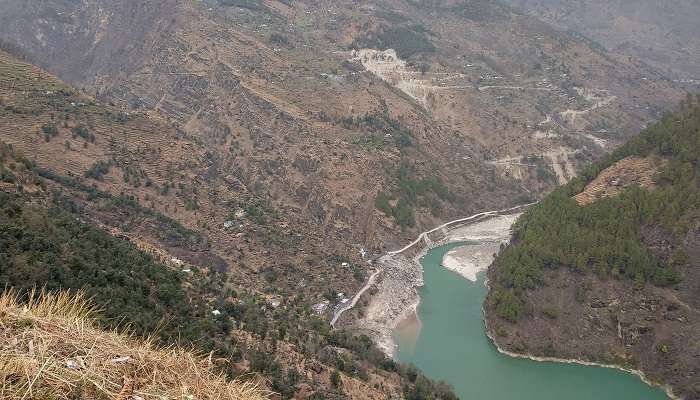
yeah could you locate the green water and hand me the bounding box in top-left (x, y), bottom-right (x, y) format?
top-left (395, 243), bottom-right (668, 400)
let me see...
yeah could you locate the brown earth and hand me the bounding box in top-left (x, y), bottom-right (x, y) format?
top-left (573, 156), bottom-right (663, 206)
top-left (0, 0), bottom-right (686, 298)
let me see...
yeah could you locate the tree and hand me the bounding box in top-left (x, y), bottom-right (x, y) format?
top-left (330, 370), bottom-right (341, 388)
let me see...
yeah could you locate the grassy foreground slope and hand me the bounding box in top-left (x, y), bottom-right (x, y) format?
top-left (0, 290), bottom-right (266, 400)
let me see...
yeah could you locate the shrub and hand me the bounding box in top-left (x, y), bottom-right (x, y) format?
top-left (375, 192), bottom-right (392, 215)
top-left (269, 33), bottom-right (289, 45)
top-left (330, 370), bottom-right (341, 388)
top-left (542, 306), bottom-right (558, 319)
top-left (85, 160), bottom-right (111, 181)
top-left (71, 125), bottom-right (95, 142)
top-left (41, 123), bottom-right (59, 141)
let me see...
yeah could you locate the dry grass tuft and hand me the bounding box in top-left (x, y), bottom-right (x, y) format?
top-left (0, 289), bottom-right (268, 400)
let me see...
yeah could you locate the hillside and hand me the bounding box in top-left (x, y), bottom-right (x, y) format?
top-left (0, 70), bottom-right (457, 399)
top-left (0, 0), bottom-right (687, 323)
top-left (485, 95), bottom-right (700, 399)
top-left (0, 290), bottom-right (266, 400)
top-left (0, 47), bottom-right (371, 322)
top-left (0, 0), bottom-right (685, 245)
top-left (502, 0), bottom-right (700, 82)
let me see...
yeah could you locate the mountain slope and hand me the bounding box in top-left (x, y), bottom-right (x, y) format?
top-left (0, 143), bottom-right (458, 399)
top-left (485, 96), bottom-right (700, 399)
top-left (0, 0), bottom-right (685, 248)
top-left (502, 0), bottom-right (700, 82)
top-left (0, 47), bottom-right (374, 315)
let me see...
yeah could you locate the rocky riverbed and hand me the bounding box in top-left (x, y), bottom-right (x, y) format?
top-left (341, 211), bottom-right (523, 356)
top-left (441, 214), bottom-right (519, 282)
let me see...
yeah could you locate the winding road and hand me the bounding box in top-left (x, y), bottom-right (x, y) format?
top-left (330, 202), bottom-right (536, 327)
top-left (330, 269), bottom-right (382, 327)
top-left (387, 203), bottom-right (535, 255)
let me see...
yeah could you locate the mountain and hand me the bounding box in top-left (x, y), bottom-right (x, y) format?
top-left (501, 0), bottom-right (700, 82)
top-left (0, 0), bottom-right (686, 300)
top-left (0, 0), bottom-right (693, 397)
top-left (0, 0), bottom-right (685, 246)
top-left (485, 95), bottom-right (700, 399)
top-left (0, 51), bottom-right (456, 399)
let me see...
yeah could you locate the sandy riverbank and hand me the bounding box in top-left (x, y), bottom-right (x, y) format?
top-left (440, 213), bottom-right (519, 282)
top-left (442, 243), bottom-right (501, 282)
top-left (345, 210), bottom-right (524, 357)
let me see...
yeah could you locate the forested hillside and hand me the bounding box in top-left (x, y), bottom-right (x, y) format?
top-left (489, 95), bottom-right (700, 320)
top-left (486, 95), bottom-right (700, 399)
top-left (0, 180), bottom-right (453, 399)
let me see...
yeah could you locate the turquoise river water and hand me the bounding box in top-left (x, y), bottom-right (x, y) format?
top-left (394, 243), bottom-right (668, 400)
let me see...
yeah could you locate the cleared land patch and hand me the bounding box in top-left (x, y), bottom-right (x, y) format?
top-left (573, 156), bottom-right (663, 206)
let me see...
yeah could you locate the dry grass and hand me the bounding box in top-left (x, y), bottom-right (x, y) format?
top-left (573, 156), bottom-right (664, 206)
top-left (0, 289), bottom-right (269, 400)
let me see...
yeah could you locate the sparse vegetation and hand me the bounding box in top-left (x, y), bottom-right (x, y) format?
top-left (450, 0), bottom-right (509, 22)
top-left (71, 125), bottom-right (95, 143)
top-left (269, 33), bottom-right (289, 46)
top-left (218, 0), bottom-right (262, 10)
top-left (342, 112), bottom-right (414, 151)
top-left (330, 370), bottom-right (341, 388)
top-left (374, 162), bottom-right (458, 228)
top-left (352, 134), bottom-right (385, 150)
top-left (0, 165), bottom-right (16, 183)
top-left (375, 191), bottom-right (392, 216)
top-left (242, 198), bottom-right (280, 225)
top-left (41, 123), bottom-right (59, 141)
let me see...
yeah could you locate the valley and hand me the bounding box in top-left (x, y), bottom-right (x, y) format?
top-left (0, 0), bottom-right (697, 399)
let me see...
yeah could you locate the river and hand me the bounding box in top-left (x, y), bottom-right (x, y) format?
top-left (394, 242), bottom-right (668, 400)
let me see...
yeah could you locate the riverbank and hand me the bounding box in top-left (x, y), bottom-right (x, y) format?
top-left (395, 245), bottom-right (671, 400)
top-left (440, 213), bottom-right (518, 282)
top-left (340, 205), bottom-right (529, 356)
top-left (482, 311), bottom-right (679, 400)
